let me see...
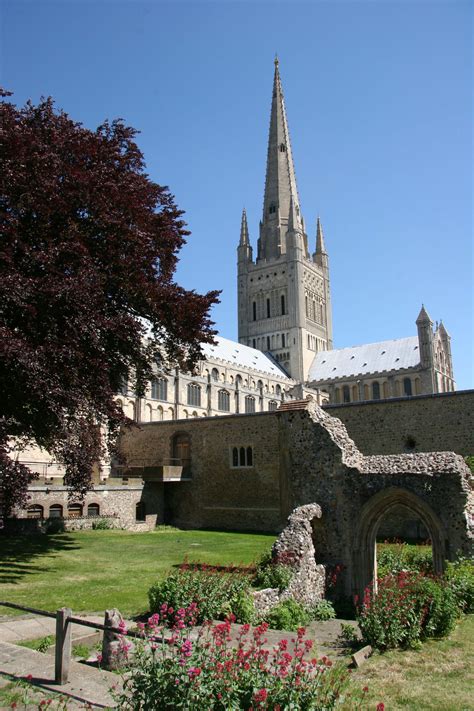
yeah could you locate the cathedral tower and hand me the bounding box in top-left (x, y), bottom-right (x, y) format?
top-left (238, 58), bottom-right (333, 381)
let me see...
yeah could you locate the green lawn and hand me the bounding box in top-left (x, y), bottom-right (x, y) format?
top-left (0, 528), bottom-right (275, 618)
top-left (345, 614), bottom-right (474, 711)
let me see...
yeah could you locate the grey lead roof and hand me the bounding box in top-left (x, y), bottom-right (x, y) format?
top-left (201, 336), bottom-right (291, 379)
top-left (308, 336), bottom-right (420, 382)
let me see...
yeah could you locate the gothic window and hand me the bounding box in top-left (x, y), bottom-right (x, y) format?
top-left (211, 368), bottom-right (219, 381)
top-left (275, 384), bottom-right (281, 396)
top-left (87, 503), bottom-right (100, 517)
top-left (305, 296), bottom-right (308, 316)
top-left (235, 375), bottom-right (242, 389)
top-left (279, 143), bottom-right (286, 152)
top-left (151, 377), bottom-right (167, 401)
top-left (252, 339), bottom-right (256, 348)
top-left (267, 336), bottom-right (270, 350)
top-left (352, 385), bottom-right (358, 402)
top-left (269, 204), bottom-right (276, 214)
top-left (281, 334), bottom-right (285, 348)
top-left (27, 505), bottom-right (43, 519)
top-left (372, 381), bottom-right (381, 400)
top-left (343, 385), bottom-right (350, 403)
top-left (218, 389), bottom-right (230, 412)
top-left (252, 301), bottom-right (257, 321)
top-left (403, 378), bottom-right (412, 397)
top-left (266, 298), bottom-right (271, 318)
top-left (49, 504), bottom-right (63, 518)
top-left (187, 383), bottom-right (201, 407)
top-left (268, 400), bottom-right (278, 411)
top-left (230, 446), bottom-right (254, 468)
top-left (281, 294), bottom-right (286, 315)
top-left (245, 395), bottom-right (256, 413)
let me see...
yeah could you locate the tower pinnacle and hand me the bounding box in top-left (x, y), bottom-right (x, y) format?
top-left (239, 207), bottom-right (249, 245)
top-left (315, 216), bottom-right (327, 254)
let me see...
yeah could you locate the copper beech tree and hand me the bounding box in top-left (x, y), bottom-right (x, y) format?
top-left (0, 90), bottom-right (219, 518)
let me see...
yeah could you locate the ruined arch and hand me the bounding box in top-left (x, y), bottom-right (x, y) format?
top-left (353, 487), bottom-right (446, 597)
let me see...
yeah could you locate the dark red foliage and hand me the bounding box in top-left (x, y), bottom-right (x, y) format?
top-left (0, 93), bottom-right (219, 517)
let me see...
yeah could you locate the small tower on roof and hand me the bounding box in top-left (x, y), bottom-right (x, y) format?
top-left (237, 59), bottom-right (333, 382)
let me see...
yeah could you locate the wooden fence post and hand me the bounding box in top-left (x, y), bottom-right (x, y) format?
top-left (55, 607), bottom-right (72, 684)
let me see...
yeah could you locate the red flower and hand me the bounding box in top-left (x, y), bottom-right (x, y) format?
top-left (376, 704), bottom-right (385, 711)
top-left (253, 688), bottom-right (268, 703)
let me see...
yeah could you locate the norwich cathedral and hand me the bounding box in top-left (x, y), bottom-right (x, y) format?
top-left (12, 59), bottom-right (461, 504)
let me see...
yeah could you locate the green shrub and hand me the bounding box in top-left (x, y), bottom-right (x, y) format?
top-left (309, 599), bottom-right (336, 621)
top-left (357, 571), bottom-right (458, 651)
top-left (254, 550), bottom-right (293, 591)
top-left (377, 542), bottom-right (433, 578)
top-left (264, 598), bottom-right (310, 631)
top-left (220, 589), bottom-right (256, 624)
top-left (92, 517), bottom-right (113, 530)
top-left (148, 564), bottom-right (252, 624)
top-left (464, 455), bottom-right (474, 474)
top-left (338, 622), bottom-right (360, 649)
top-left (444, 557), bottom-right (474, 613)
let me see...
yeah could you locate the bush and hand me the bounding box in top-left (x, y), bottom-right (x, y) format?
top-left (148, 564), bottom-right (252, 624)
top-left (264, 598), bottom-right (310, 631)
top-left (309, 599), bottom-right (336, 621)
top-left (444, 557), bottom-right (474, 613)
top-left (114, 612), bottom-right (370, 710)
top-left (254, 550), bottom-right (293, 591)
top-left (377, 542), bottom-right (433, 578)
top-left (357, 571), bottom-right (458, 651)
top-left (92, 518), bottom-right (113, 530)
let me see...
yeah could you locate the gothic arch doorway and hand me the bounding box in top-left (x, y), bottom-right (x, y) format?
top-left (353, 487), bottom-right (446, 598)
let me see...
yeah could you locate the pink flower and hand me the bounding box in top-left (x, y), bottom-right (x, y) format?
top-left (253, 688), bottom-right (268, 703)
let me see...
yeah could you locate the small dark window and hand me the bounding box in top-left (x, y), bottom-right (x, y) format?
top-left (343, 385), bottom-right (350, 403)
top-left (281, 294), bottom-right (286, 315)
top-left (231, 446), bottom-right (254, 468)
top-left (252, 339), bottom-right (256, 348)
top-left (27, 505), bottom-right (43, 519)
top-left (267, 336), bottom-right (270, 350)
top-left (136, 502), bottom-right (146, 522)
top-left (372, 382), bottom-right (381, 400)
top-left (269, 204), bottom-right (276, 214)
top-left (403, 377), bottom-right (412, 397)
top-left (49, 504), bottom-right (63, 518)
top-left (279, 143), bottom-right (286, 152)
top-left (266, 299), bottom-right (271, 318)
top-left (282, 334), bottom-right (285, 348)
top-left (211, 368), bottom-right (219, 381)
top-left (252, 302), bottom-right (257, 321)
top-left (87, 503), bottom-right (100, 517)
top-left (68, 503), bottom-right (83, 518)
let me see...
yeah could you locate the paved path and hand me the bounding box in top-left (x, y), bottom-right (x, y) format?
top-left (0, 614), bottom-right (104, 644)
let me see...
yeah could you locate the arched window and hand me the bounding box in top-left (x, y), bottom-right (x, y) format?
top-left (146, 404), bottom-right (153, 422)
top-left (151, 377), bottom-right (167, 401)
top-left (158, 406), bottom-right (164, 421)
top-left (232, 447), bottom-right (239, 467)
top-left (187, 383), bottom-right (201, 407)
top-left (275, 384), bottom-right (281, 396)
top-left (403, 377), bottom-right (412, 396)
top-left (27, 505), bottom-right (44, 519)
top-left (239, 447), bottom-right (246, 466)
top-left (281, 294), bottom-right (286, 315)
top-left (279, 143), bottom-right (286, 152)
top-left (230, 446), bottom-right (254, 468)
top-left (87, 503), bottom-right (100, 517)
top-left (252, 302), bottom-right (257, 321)
top-left (245, 396), bottom-right (255, 413)
top-left (343, 385), bottom-right (350, 403)
top-left (352, 385), bottom-right (358, 402)
top-left (257, 380), bottom-right (263, 392)
top-left (235, 374), bottom-right (242, 389)
top-left (268, 400), bottom-right (278, 411)
top-left (372, 381), bottom-right (381, 400)
top-left (211, 368), bottom-right (219, 381)
top-left (281, 334), bottom-right (285, 348)
top-left (68, 503), bottom-right (83, 518)
top-left (135, 502), bottom-right (146, 522)
top-left (246, 447), bottom-right (253, 466)
top-left (266, 299), bottom-right (271, 318)
top-left (49, 504), bottom-right (63, 518)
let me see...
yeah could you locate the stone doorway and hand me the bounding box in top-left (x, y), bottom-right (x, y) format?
top-left (353, 487), bottom-right (446, 598)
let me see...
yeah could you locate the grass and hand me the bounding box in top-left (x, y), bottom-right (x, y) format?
top-left (0, 528), bottom-right (274, 618)
top-left (345, 614), bottom-right (474, 710)
top-left (18, 634), bottom-right (54, 652)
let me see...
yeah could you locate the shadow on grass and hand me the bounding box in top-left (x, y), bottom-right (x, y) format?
top-left (0, 533), bottom-right (79, 585)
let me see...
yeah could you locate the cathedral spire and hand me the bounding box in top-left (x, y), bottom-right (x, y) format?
top-left (315, 216), bottom-right (327, 254)
top-left (239, 207), bottom-right (249, 245)
top-left (259, 58), bottom-right (302, 261)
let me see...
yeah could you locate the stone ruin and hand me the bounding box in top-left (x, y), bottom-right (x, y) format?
top-left (253, 503), bottom-right (326, 616)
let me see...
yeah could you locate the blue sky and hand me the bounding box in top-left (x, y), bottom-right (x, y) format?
top-left (1, 0), bottom-right (472, 388)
